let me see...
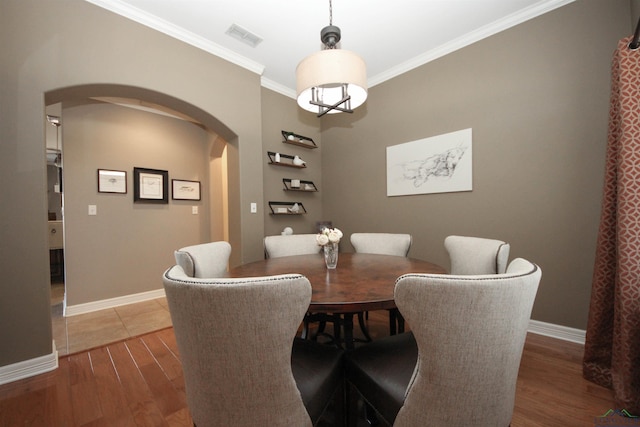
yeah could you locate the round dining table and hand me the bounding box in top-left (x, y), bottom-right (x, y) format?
top-left (227, 252), bottom-right (446, 349)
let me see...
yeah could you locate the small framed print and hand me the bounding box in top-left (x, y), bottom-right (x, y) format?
top-left (133, 167), bottom-right (169, 203)
top-left (172, 179), bottom-right (201, 201)
top-left (98, 169), bottom-right (127, 194)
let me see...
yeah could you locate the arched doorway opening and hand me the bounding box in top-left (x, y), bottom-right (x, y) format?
top-left (44, 84), bottom-right (237, 322)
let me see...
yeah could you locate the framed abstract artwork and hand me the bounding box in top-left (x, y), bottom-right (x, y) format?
top-left (386, 128), bottom-right (473, 196)
top-left (97, 169), bottom-right (127, 194)
top-left (133, 167), bottom-right (169, 203)
top-left (172, 179), bottom-right (201, 201)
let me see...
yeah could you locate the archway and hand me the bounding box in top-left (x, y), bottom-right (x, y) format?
top-left (44, 84), bottom-right (237, 316)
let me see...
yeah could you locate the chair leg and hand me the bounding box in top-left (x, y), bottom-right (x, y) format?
top-left (388, 309), bottom-right (405, 335)
top-left (346, 382), bottom-right (381, 427)
top-left (357, 312), bottom-right (373, 342)
top-left (364, 404), bottom-right (380, 426)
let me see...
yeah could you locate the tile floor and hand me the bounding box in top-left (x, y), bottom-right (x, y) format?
top-left (51, 282), bottom-right (173, 356)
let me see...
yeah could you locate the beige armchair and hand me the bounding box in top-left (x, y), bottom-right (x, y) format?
top-left (174, 241), bottom-right (231, 278)
top-left (350, 233), bottom-right (412, 257)
top-left (345, 258), bottom-right (541, 426)
top-left (163, 265), bottom-right (344, 426)
top-left (264, 234), bottom-right (321, 258)
top-left (264, 234), bottom-right (336, 342)
top-left (444, 235), bottom-right (510, 274)
top-left (350, 232), bottom-right (413, 335)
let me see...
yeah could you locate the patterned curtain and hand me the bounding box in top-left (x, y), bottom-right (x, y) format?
top-left (583, 35), bottom-right (640, 414)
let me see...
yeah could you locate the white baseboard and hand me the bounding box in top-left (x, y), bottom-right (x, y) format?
top-left (0, 341), bottom-right (58, 385)
top-left (65, 288), bottom-right (166, 317)
top-left (528, 319), bottom-right (586, 344)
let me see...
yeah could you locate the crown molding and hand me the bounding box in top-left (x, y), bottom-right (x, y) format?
top-left (86, 0), bottom-right (574, 96)
top-left (261, 77), bottom-right (296, 99)
top-left (84, 0), bottom-right (265, 76)
top-left (369, 0), bottom-right (575, 88)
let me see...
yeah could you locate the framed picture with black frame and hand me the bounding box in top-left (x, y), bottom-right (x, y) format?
top-left (133, 167), bottom-right (168, 203)
top-left (172, 179), bottom-right (201, 201)
top-left (97, 169), bottom-right (127, 194)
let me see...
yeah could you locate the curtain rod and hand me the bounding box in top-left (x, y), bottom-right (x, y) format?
top-left (630, 16), bottom-right (640, 49)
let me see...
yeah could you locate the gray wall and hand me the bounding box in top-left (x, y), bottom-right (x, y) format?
top-left (0, 0), bottom-right (634, 371)
top-left (62, 102), bottom-right (223, 306)
top-left (0, 0), bottom-right (266, 367)
top-left (261, 88), bottom-right (324, 237)
top-left (321, 0), bottom-right (632, 329)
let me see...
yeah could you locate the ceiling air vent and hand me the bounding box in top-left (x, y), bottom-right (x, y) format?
top-left (225, 23), bottom-right (263, 48)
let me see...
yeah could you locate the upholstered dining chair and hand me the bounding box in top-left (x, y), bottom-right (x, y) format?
top-left (174, 241), bottom-right (231, 278)
top-left (264, 234), bottom-right (335, 342)
top-left (350, 232), bottom-right (413, 335)
top-left (163, 265), bottom-right (345, 427)
top-left (264, 234), bottom-right (321, 258)
top-left (345, 258), bottom-right (541, 427)
top-left (350, 233), bottom-right (412, 257)
top-left (444, 235), bottom-right (510, 275)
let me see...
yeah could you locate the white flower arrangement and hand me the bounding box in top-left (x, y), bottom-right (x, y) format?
top-left (316, 227), bottom-right (343, 246)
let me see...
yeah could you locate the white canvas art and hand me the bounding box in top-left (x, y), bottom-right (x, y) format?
top-left (386, 128), bottom-right (472, 196)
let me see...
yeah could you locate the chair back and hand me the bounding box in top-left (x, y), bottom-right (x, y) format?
top-left (174, 241), bottom-right (231, 278)
top-left (264, 234), bottom-right (320, 258)
top-left (444, 235), bottom-right (510, 274)
top-left (163, 265), bottom-right (314, 427)
top-left (393, 258), bottom-right (541, 427)
top-left (350, 233), bottom-right (412, 256)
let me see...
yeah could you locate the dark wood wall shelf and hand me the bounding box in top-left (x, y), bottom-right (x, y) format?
top-left (281, 130), bottom-right (317, 149)
top-left (268, 201), bottom-right (307, 215)
top-left (267, 151), bottom-right (307, 168)
top-left (283, 179), bottom-right (318, 192)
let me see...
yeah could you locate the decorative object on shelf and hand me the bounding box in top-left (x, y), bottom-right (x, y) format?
top-left (283, 179), bottom-right (318, 192)
top-left (316, 227), bottom-right (342, 269)
top-left (281, 130), bottom-right (317, 149)
top-left (267, 152), bottom-right (307, 168)
top-left (293, 155), bottom-right (306, 166)
top-left (274, 152), bottom-right (281, 163)
top-left (296, 0), bottom-right (367, 117)
top-left (172, 179), bottom-right (201, 201)
top-left (133, 167), bottom-right (168, 204)
top-left (269, 201), bottom-right (307, 215)
top-left (281, 227), bottom-right (294, 236)
top-left (98, 169), bottom-right (127, 194)
top-left (288, 203), bottom-right (301, 214)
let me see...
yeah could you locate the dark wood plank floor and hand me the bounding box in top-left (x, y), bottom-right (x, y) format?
top-left (0, 312), bottom-right (615, 426)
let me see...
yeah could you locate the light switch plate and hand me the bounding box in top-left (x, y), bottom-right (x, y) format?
top-left (192, 206), bottom-right (198, 214)
top-left (88, 205), bottom-right (97, 215)
top-left (250, 202), bottom-right (257, 213)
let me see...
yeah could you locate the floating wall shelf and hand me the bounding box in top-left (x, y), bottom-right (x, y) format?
top-left (281, 130), bottom-right (317, 149)
top-left (267, 151), bottom-right (307, 168)
top-left (268, 201), bottom-right (307, 215)
top-left (283, 179), bottom-right (317, 192)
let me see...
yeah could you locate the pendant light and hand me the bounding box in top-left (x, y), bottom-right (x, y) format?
top-left (296, 0), bottom-right (367, 117)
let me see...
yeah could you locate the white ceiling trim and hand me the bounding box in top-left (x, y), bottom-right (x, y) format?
top-left (369, 0), bottom-right (575, 87)
top-left (84, 0), bottom-right (265, 75)
top-left (261, 77), bottom-right (296, 99)
top-left (85, 0), bottom-right (574, 100)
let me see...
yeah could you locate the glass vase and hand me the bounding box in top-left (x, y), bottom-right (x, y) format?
top-left (323, 242), bottom-right (339, 269)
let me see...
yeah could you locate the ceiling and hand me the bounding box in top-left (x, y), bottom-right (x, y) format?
top-left (86, 0), bottom-right (573, 98)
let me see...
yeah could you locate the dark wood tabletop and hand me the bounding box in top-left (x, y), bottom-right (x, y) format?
top-left (228, 252), bottom-right (447, 313)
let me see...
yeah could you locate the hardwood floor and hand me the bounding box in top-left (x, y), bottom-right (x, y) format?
top-left (1, 307), bottom-right (615, 426)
